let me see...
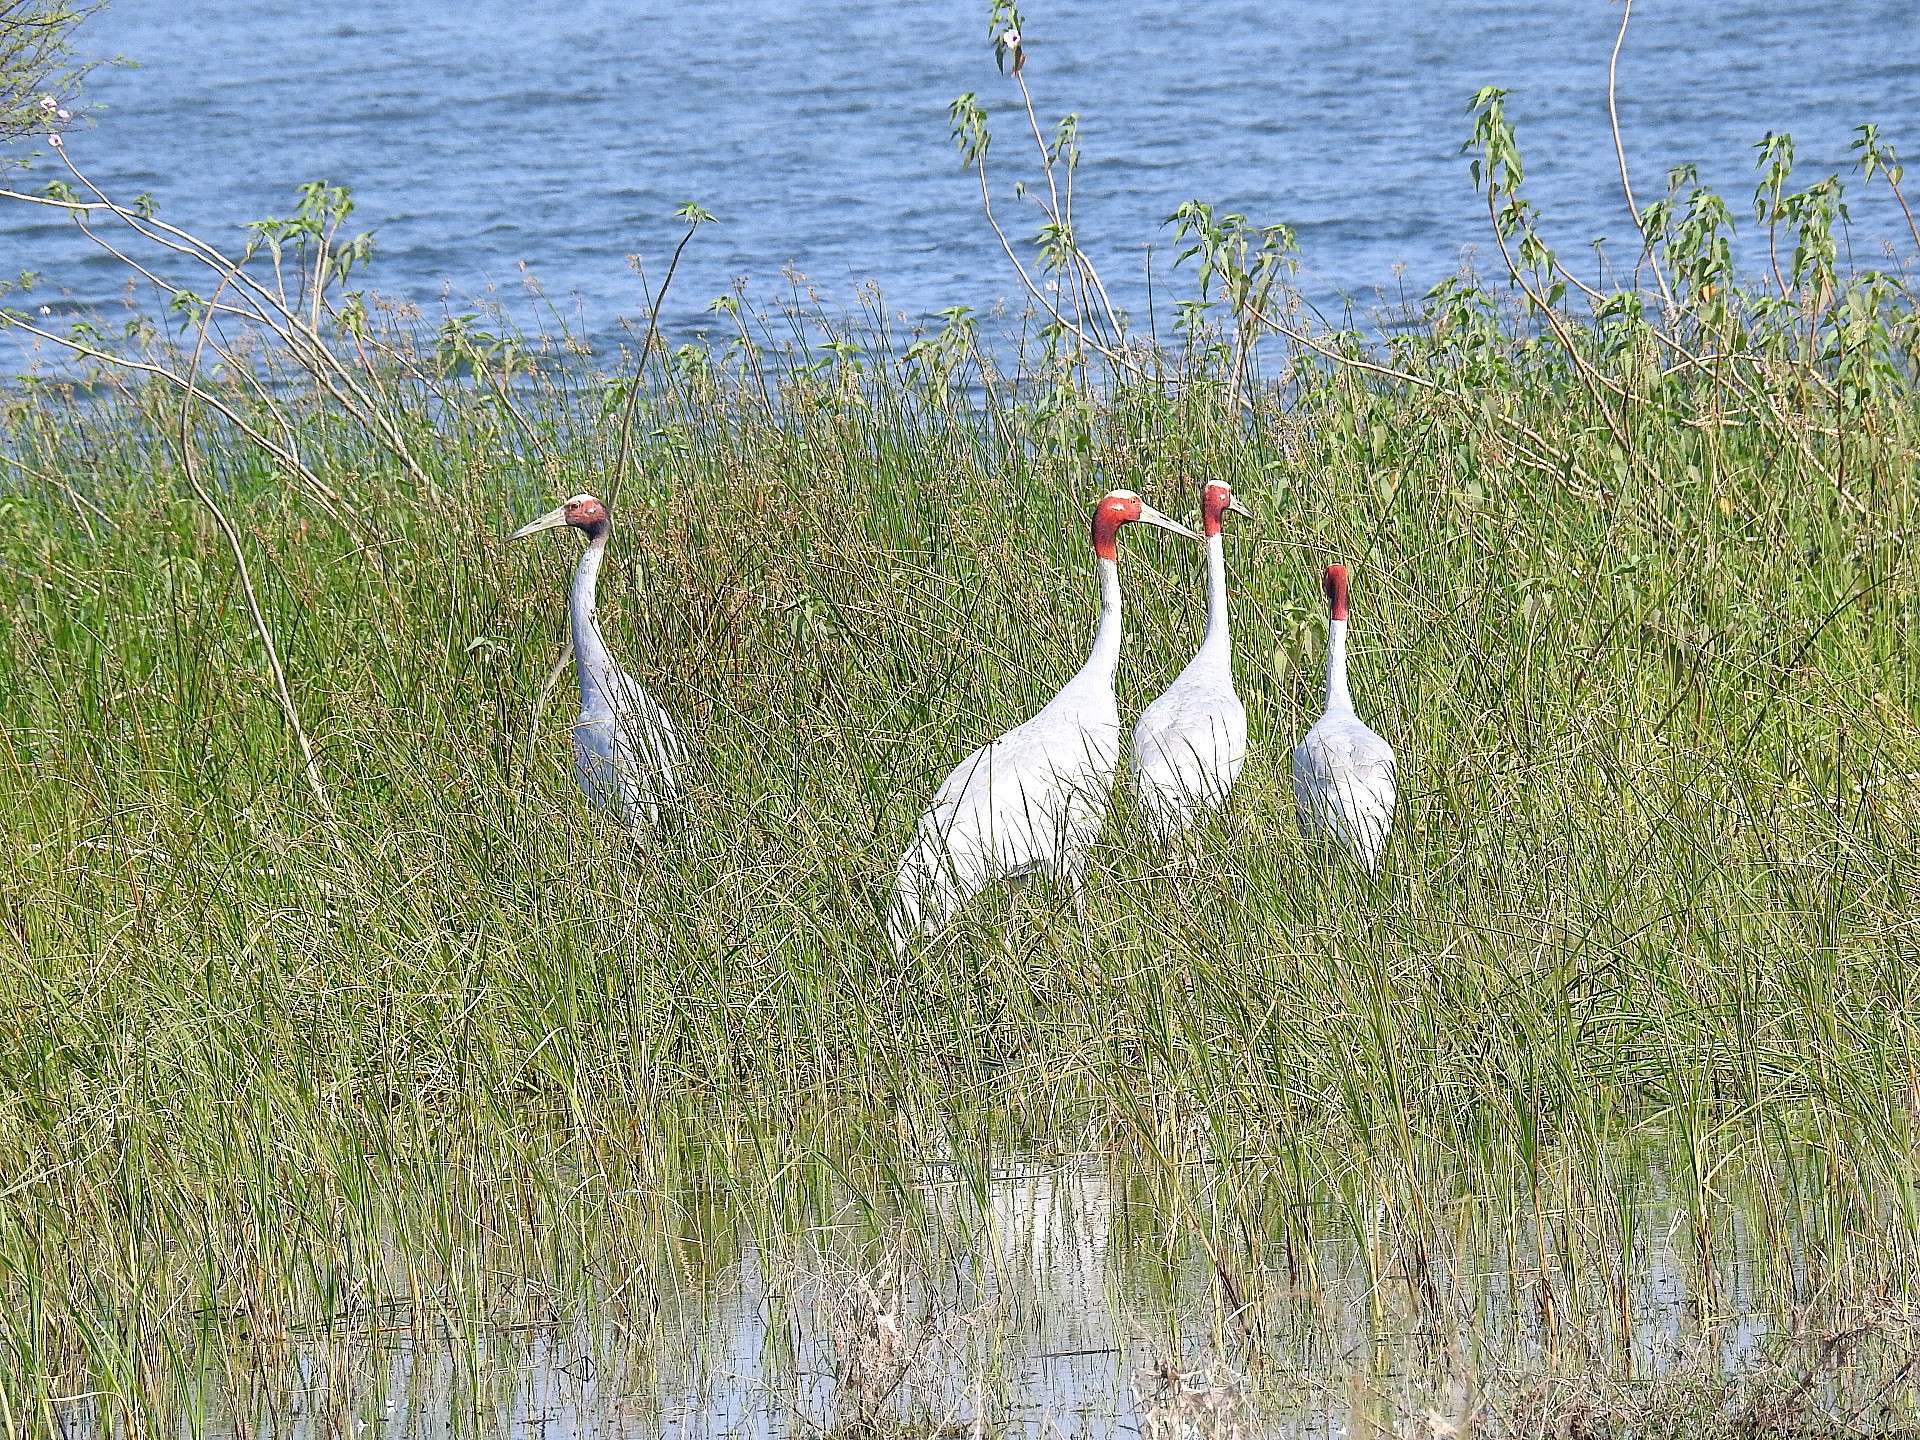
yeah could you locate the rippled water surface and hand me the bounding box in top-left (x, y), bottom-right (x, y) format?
top-left (52, 1157), bottom-right (1832, 1439)
top-left (8, 0), bottom-right (1920, 346)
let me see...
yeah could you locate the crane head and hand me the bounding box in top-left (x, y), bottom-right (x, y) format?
top-left (1323, 563), bottom-right (1350, 621)
top-left (1200, 479), bottom-right (1253, 537)
top-left (1091, 489), bottom-right (1199, 561)
top-left (511, 494), bottom-right (610, 541)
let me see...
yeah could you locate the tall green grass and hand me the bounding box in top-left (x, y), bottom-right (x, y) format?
top-left (5, 42), bottom-right (1920, 1428)
top-left (2, 302), bottom-right (1917, 1425)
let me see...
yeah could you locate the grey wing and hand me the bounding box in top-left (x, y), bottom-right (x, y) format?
top-left (573, 668), bottom-right (684, 835)
top-left (1135, 686), bottom-right (1247, 784)
top-left (925, 735), bottom-right (1001, 821)
top-left (889, 738), bottom-right (1000, 939)
top-left (1290, 724), bottom-right (1334, 811)
top-left (912, 731), bottom-right (1058, 876)
top-left (1340, 725), bottom-right (1397, 805)
top-left (1292, 719), bottom-right (1396, 863)
top-left (573, 715), bottom-right (626, 816)
top-left (912, 713), bottom-right (1118, 878)
top-left (613, 672), bottom-right (686, 827)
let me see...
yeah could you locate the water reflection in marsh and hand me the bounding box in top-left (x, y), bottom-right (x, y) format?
top-left (51, 1144), bottom-right (1920, 1439)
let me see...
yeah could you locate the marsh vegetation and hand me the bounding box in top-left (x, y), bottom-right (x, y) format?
top-left (2, 3), bottom-right (1919, 1433)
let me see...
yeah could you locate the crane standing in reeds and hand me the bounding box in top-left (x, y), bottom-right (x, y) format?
top-left (1131, 478), bottom-right (1254, 850)
top-left (512, 494), bottom-right (686, 836)
top-left (1292, 563), bottom-right (1397, 871)
top-left (888, 490), bottom-right (1199, 951)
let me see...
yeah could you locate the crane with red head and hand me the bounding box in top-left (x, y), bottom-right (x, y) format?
top-left (511, 493), bottom-right (686, 836)
top-left (1291, 562), bottom-right (1396, 871)
top-left (1131, 478), bottom-right (1254, 849)
top-left (888, 489), bottom-right (1199, 952)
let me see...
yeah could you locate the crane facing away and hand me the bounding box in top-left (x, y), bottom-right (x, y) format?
top-left (512, 493), bottom-right (686, 836)
top-left (1131, 478), bottom-right (1253, 849)
top-left (887, 490), bottom-right (1199, 952)
top-left (1292, 563), bottom-right (1396, 871)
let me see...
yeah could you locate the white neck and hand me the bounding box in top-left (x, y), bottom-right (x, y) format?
top-left (1324, 616), bottom-right (1353, 712)
top-left (1069, 556), bottom-right (1123, 692)
top-left (1199, 532), bottom-right (1231, 659)
top-left (570, 533), bottom-right (617, 705)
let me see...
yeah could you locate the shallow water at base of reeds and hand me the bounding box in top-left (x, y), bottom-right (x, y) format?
top-left (33, 1141), bottom-right (1920, 1439)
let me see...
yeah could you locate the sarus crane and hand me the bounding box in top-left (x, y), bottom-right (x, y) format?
top-left (512, 493), bottom-right (685, 835)
top-left (887, 490), bottom-right (1199, 952)
top-left (1131, 478), bottom-right (1253, 848)
top-left (1292, 563), bottom-right (1396, 871)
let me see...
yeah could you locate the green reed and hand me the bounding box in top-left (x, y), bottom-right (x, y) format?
top-left (4, 19), bottom-right (1920, 1427)
top-left (2, 291), bottom-right (1917, 1425)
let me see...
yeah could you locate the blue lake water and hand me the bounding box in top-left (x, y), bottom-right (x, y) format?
top-left (6, 0), bottom-right (1920, 352)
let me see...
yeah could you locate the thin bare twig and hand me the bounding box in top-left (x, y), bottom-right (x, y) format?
top-left (1607, 0), bottom-right (1675, 310)
top-left (522, 219), bottom-right (703, 786)
top-left (177, 276), bottom-right (343, 846)
top-left (18, 149), bottom-right (440, 498)
top-left (0, 307), bottom-right (360, 534)
top-left (611, 218), bottom-right (702, 508)
top-left (967, 155), bottom-right (1152, 384)
top-left (1238, 292), bottom-right (1598, 489)
top-left (1483, 188), bottom-right (1637, 453)
top-left (1880, 170), bottom-right (1920, 256)
top-left (0, 447), bottom-right (107, 538)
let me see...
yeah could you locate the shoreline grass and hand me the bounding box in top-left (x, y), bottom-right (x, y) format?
top-left (5, 17), bottom-right (1920, 1429)
top-left (3, 322), bottom-right (1918, 1428)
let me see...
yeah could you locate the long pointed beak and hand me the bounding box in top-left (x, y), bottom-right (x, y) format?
top-left (1227, 496), bottom-right (1253, 520)
top-left (509, 505), bottom-right (570, 540)
top-left (1136, 503), bottom-right (1201, 542)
